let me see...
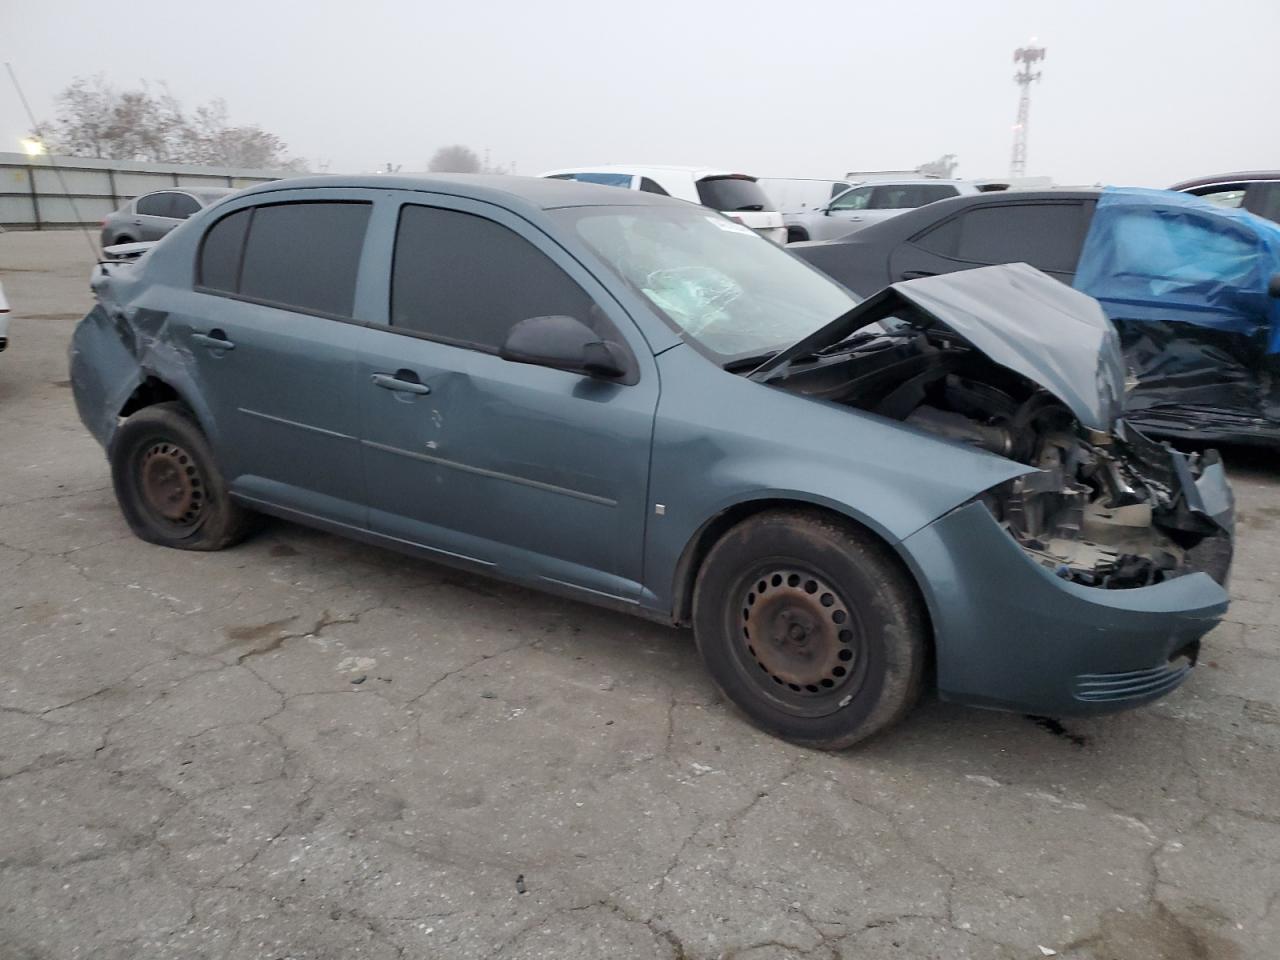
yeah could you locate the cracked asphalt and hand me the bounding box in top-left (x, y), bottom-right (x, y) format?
top-left (3, 231), bottom-right (1280, 960)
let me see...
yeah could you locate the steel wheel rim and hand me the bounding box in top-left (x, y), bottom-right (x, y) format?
top-left (732, 565), bottom-right (870, 718)
top-left (138, 441), bottom-right (205, 528)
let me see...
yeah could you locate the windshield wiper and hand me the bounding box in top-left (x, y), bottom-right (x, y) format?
top-left (723, 350), bottom-right (782, 373)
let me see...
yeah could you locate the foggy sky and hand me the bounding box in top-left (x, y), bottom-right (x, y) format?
top-left (2, 0), bottom-right (1276, 186)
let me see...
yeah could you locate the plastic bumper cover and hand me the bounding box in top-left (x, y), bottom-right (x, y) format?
top-left (901, 498), bottom-right (1231, 717)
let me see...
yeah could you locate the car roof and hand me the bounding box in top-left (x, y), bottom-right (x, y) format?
top-left (817, 189), bottom-right (1102, 245)
top-left (232, 173), bottom-right (687, 210)
top-left (1169, 170), bottom-right (1280, 190)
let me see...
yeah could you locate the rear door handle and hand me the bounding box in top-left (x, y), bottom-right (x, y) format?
top-left (192, 331), bottom-right (235, 350)
top-left (372, 372), bottom-right (430, 395)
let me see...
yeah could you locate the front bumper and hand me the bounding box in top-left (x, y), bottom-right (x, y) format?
top-left (901, 488), bottom-right (1232, 717)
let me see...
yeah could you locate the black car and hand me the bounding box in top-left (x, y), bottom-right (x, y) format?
top-left (793, 190), bottom-right (1280, 446)
top-left (790, 190), bottom-right (1098, 298)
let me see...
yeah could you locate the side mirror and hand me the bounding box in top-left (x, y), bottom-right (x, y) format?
top-left (1269, 274), bottom-right (1280, 298)
top-left (500, 315), bottom-right (628, 380)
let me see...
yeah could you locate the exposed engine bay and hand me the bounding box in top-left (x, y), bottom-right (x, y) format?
top-left (765, 323), bottom-right (1232, 589)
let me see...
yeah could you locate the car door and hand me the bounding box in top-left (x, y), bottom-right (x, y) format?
top-left (889, 200), bottom-right (1092, 284)
top-left (355, 196), bottom-right (659, 602)
top-left (815, 184), bottom-right (874, 239)
top-left (173, 193), bottom-right (375, 526)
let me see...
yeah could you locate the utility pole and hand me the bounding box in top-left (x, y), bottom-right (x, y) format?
top-left (1010, 41), bottom-right (1045, 179)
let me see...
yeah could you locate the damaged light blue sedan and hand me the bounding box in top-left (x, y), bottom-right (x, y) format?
top-left (70, 175), bottom-right (1234, 748)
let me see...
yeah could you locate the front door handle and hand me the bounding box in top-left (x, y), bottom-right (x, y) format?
top-left (192, 330), bottom-right (235, 350)
top-left (372, 372), bottom-right (430, 395)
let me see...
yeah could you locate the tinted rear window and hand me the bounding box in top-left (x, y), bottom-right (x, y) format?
top-left (696, 177), bottom-right (771, 212)
top-left (238, 202), bottom-right (371, 317)
top-left (136, 192), bottom-right (173, 217)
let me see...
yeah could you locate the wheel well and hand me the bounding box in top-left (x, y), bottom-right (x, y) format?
top-left (118, 376), bottom-right (183, 419)
top-left (786, 226), bottom-right (809, 243)
top-left (671, 500), bottom-right (934, 655)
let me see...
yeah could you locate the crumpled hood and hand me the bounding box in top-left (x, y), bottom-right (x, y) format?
top-left (753, 262), bottom-right (1127, 433)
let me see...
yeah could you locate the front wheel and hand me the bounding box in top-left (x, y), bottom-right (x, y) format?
top-left (692, 510), bottom-right (927, 749)
top-left (110, 401), bottom-right (256, 550)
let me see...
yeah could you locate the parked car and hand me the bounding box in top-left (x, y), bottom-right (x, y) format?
top-left (792, 187), bottom-right (1280, 445)
top-left (785, 178), bottom-right (1009, 244)
top-left (1171, 170), bottom-right (1280, 224)
top-left (100, 187), bottom-right (238, 246)
top-left (541, 165), bottom-right (786, 244)
top-left (71, 175), bottom-right (1233, 747)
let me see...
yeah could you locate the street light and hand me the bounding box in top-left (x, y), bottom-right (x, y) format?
top-left (19, 137), bottom-right (46, 156)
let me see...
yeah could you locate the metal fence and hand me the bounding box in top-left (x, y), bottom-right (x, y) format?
top-left (0, 152), bottom-right (288, 230)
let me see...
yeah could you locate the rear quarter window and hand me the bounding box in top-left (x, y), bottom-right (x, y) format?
top-left (197, 208), bottom-right (251, 292)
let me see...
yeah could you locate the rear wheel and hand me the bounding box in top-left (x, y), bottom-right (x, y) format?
top-left (110, 401), bottom-right (255, 550)
top-left (692, 510), bottom-right (926, 749)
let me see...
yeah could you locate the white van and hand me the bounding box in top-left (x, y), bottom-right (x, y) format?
top-left (541, 165), bottom-right (787, 244)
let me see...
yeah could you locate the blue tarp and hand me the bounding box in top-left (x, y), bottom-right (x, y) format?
top-left (1074, 187), bottom-right (1280, 353)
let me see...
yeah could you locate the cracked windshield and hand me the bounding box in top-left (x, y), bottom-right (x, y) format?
top-left (559, 206), bottom-right (858, 361)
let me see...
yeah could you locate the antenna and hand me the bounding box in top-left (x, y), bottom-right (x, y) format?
top-left (1009, 41), bottom-right (1046, 179)
top-left (5, 62), bottom-right (101, 259)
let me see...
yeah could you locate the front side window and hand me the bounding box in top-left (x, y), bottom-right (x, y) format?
top-left (196, 201), bottom-right (371, 318)
top-left (136, 192), bottom-right (175, 217)
top-left (556, 204), bottom-right (857, 363)
top-left (391, 205), bottom-right (598, 351)
top-left (829, 186), bottom-right (872, 211)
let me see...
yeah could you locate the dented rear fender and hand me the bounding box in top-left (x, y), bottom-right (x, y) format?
top-left (69, 304), bottom-right (219, 453)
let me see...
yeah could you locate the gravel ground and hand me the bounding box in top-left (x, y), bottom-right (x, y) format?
top-left (2, 230), bottom-right (1279, 960)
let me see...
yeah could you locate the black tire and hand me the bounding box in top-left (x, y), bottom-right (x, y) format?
top-left (692, 509), bottom-right (927, 749)
top-left (110, 401), bottom-right (256, 551)
top-left (786, 227), bottom-right (809, 244)
top-left (113, 235), bottom-right (134, 245)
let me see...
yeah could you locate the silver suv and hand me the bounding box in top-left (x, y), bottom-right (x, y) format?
top-left (786, 179), bottom-right (1002, 243)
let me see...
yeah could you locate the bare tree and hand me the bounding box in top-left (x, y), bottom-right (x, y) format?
top-left (39, 75), bottom-right (304, 170)
top-left (427, 145), bottom-right (481, 174)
